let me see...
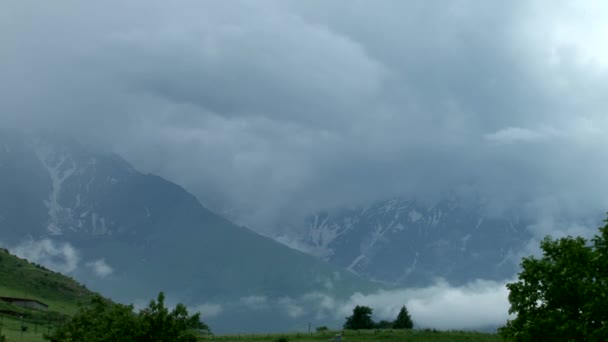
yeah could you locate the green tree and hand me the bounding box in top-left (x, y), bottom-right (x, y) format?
top-left (46, 296), bottom-right (140, 342)
top-left (46, 292), bottom-right (208, 342)
top-left (392, 305), bottom-right (413, 329)
top-left (500, 218), bottom-right (608, 341)
top-left (138, 292), bottom-right (207, 342)
top-left (343, 305), bottom-right (375, 330)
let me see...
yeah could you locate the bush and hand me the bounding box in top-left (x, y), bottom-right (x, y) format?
top-left (316, 326), bottom-right (329, 332)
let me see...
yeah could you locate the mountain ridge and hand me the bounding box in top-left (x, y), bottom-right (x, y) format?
top-left (277, 196), bottom-right (532, 287)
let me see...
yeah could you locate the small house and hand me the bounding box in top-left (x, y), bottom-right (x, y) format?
top-left (0, 296), bottom-right (48, 311)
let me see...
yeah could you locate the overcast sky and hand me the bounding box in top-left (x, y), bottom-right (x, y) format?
top-left (2, 0), bottom-right (608, 233)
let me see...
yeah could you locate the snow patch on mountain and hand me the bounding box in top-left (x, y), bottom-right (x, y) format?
top-left (305, 214), bottom-right (357, 259)
top-left (34, 143), bottom-right (77, 235)
top-left (278, 196), bottom-right (532, 286)
top-left (408, 210), bottom-right (422, 222)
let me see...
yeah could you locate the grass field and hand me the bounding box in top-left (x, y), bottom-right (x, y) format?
top-left (200, 330), bottom-right (502, 342)
top-left (0, 315), bottom-right (53, 342)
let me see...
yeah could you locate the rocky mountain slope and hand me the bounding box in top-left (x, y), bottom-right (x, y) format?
top-left (279, 196), bottom-right (532, 286)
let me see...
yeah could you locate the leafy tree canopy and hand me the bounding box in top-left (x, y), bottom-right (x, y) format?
top-left (500, 217), bottom-right (608, 341)
top-left (343, 305), bottom-right (375, 330)
top-left (46, 292), bottom-right (208, 342)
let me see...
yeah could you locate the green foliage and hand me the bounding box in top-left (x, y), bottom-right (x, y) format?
top-left (500, 217), bottom-right (608, 341)
top-left (45, 292), bottom-right (208, 342)
top-left (315, 326), bottom-right (329, 332)
top-left (139, 292), bottom-right (208, 342)
top-left (343, 305), bottom-right (375, 330)
top-left (46, 296), bottom-right (140, 342)
top-left (393, 305), bottom-right (413, 329)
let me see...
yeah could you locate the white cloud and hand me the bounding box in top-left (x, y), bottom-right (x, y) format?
top-left (303, 279), bottom-right (512, 330)
top-left (201, 278), bottom-right (512, 330)
top-left (530, 0), bottom-right (608, 69)
top-left (484, 126), bottom-right (560, 144)
top-left (278, 297), bottom-right (306, 319)
top-left (86, 259), bottom-right (114, 278)
top-left (10, 239), bottom-right (79, 274)
top-left (401, 280), bottom-right (512, 330)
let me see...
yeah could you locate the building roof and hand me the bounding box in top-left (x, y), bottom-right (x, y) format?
top-left (0, 296), bottom-right (48, 308)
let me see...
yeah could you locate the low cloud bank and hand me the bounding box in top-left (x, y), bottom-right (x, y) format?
top-left (317, 279), bottom-right (512, 330)
top-left (223, 279), bottom-right (513, 331)
top-left (9, 238), bottom-right (79, 274)
top-left (369, 280), bottom-right (510, 330)
top-left (5, 238), bottom-right (115, 279)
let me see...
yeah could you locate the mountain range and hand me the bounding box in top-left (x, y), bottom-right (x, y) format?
top-left (0, 131), bottom-right (376, 333)
top-left (277, 196), bottom-right (532, 287)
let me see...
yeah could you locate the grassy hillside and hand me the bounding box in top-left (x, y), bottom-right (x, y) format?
top-left (201, 329), bottom-right (501, 341)
top-left (0, 248), bottom-right (101, 341)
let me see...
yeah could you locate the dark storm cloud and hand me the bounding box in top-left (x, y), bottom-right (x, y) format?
top-left (1, 0), bottom-right (608, 234)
